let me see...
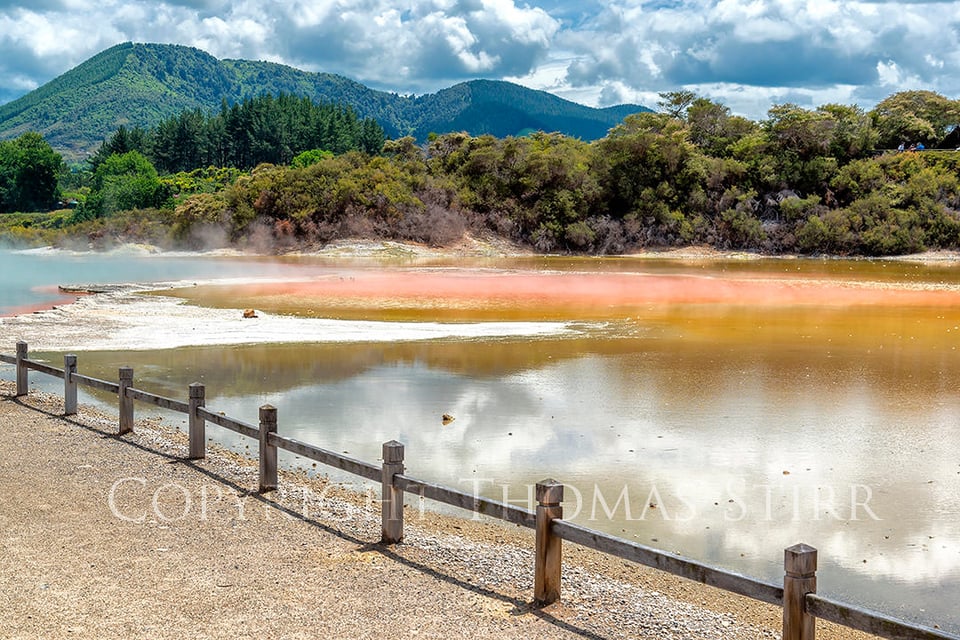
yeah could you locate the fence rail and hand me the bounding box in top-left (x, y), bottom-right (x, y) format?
top-left (805, 595), bottom-right (954, 640)
top-left (2, 340), bottom-right (956, 640)
top-left (553, 519), bottom-right (785, 607)
top-left (127, 387), bottom-right (190, 413)
top-left (72, 372), bottom-right (121, 394)
top-left (195, 406), bottom-right (259, 440)
top-left (22, 359), bottom-right (65, 379)
top-left (396, 473), bottom-right (538, 529)
top-left (268, 432), bottom-right (382, 483)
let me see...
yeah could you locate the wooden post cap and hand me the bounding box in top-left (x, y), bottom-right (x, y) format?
top-left (536, 480), bottom-right (564, 506)
top-left (784, 543), bottom-right (818, 577)
top-left (383, 440), bottom-right (405, 463)
top-left (259, 404), bottom-right (277, 421)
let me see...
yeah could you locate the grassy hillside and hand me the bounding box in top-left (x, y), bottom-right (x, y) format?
top-left (0, 42), bottom-right (649, 159)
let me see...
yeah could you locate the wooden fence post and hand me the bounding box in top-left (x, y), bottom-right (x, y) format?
top-left (188, 383), bottom-right (205, 459)
top-left (783, 543), bottom-right (818, 640)
top-left (258, 404), bottom-right (278, 493)
top-left (15, 341), bottom-right (27, 397)
top-left (535, 479), bottom-right (564, 606)
top-left (118, 366), bottom-right (134, 435)
top-left (381, 440), bottom-right (405, 544)
top-left (64, 354), bottom-right (77, 415)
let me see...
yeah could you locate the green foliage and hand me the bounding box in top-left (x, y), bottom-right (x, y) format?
top-left (797, 210), bottom-right (855, 254)
top-left (720, 205), bottom-right (766, 247)
top-left (74, 151), bottom-right (168, 221)
top-left (761, 104), bottom-right (838, 194)
top-left (138, 94), bottom-right (385, 173)
top-left (0, 210), bottom-right (74, 247)
top-left (151, 105), bottom-right (960, 256)
top-left (0, 132), bottom-right (63, 212)
top-left (816, 103), bottom-right (878, 164)
top-left (88, 125), bottom-right (150, 170)
top-left (686, 98), bottom-right (757, 157)
top-left (291, 149), bottom-right (334, 168)
top-left (170, 149), bottom-right (456, 248)
top-left (169, 192), bottom-right (231, 247)
top-left (592, 113), bottom-right (706, 244)
top-left (10, 75), bottom-right (960, 258)
top-left (64, 208), bottom-right (176, 250)
top-left (776, 194), bottom-right (822, 225)
top-left (427, 131), bottom-right (597, 250)
top-left (870, 91), bottom-right (960, 148)
top-left (163, 166), bottom-right (241, 196)
top-left (657, 90), bottom-right (698, 119)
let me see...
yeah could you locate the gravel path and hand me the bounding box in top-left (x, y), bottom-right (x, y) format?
top-left (0, 382), bottom-right (870, 640)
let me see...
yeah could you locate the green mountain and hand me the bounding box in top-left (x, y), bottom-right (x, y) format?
top-left (0, 42), bottom-right (650, 160)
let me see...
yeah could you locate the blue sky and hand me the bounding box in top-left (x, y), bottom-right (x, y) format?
top-left (1, 0), bottom-right (959, 120)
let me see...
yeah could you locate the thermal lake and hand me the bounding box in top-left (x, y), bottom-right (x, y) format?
top-left (1, 247), bottom-right (958, 632)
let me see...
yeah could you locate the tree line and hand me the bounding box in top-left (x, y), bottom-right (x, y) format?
top-left (90, 93), bottom-right (386, 174)
top-left (3, 89), bottom-right (960, 257)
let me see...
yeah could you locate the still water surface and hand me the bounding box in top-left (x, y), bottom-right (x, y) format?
top-left (3, 249), bottom-right (959, 631)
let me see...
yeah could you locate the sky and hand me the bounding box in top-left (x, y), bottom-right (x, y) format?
top-left (1, 0), bottom-right (959, 121)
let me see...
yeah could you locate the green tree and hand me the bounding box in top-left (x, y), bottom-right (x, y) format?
top-left (0, 132), bottom-right (63, 213)
top-left (75, 151), bottom-right (168, 221)
top-left (592, 113), bottom-right (706, 244)
top-left (871, 91), bottom-right (960, 148)
top-left (88, 126), bottom-right (149, 170)
top-left (816, 103), bottom-right (877, 164)
top-left (657, 90), bottom-right (698, 119)
top-left (762, 104), bottom-right (837, 195)
top-left (291, 149), bottom-right (334, 169)
top-left (686, 97), bottom-right (757, 157)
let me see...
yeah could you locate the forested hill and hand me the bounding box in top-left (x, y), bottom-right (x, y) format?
top-left (0, 42), bottom-right (649, 159)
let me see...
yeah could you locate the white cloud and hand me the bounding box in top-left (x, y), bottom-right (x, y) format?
top-left (2, 0), bottom-right (960, 121)
top-left (543, 0), bottom-right (960, 118)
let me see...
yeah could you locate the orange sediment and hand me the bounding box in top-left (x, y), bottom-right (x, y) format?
top-left (182, 270), bottom-right (960, 319)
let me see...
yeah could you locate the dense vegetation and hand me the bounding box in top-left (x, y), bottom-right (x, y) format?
top-left (0, 42), bottom-right (646, 159)
top-left (89, 94), bottom-right (385, 173)
top-left (3, 88), bottom-right (960, 258)
top-left (0, 132), bottom-right (63, 213)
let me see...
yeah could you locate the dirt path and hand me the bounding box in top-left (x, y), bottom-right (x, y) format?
top-left (0, 382), bottom-right (877, 640)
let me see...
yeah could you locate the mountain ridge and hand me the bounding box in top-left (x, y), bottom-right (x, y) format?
top-left (0, 42), bottom-right (650, 160)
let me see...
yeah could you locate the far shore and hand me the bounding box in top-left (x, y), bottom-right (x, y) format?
top-left (14, 235), bottom-right (960, 264)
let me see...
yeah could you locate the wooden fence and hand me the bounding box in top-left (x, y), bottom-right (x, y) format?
top-left (2, 340), bottom-right (956, 640)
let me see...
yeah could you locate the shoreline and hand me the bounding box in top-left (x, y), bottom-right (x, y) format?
top-left (15, 237), bottom-right (960, 263)
top-left (0, 381), bottom-right (874, 639)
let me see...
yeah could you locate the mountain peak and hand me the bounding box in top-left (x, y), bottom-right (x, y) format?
top-left (0, 42), bottom-right (650, 160)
